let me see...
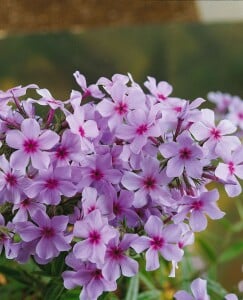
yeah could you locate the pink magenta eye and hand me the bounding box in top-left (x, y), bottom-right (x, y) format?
top-left (23, 139), bottom-right (39, 153)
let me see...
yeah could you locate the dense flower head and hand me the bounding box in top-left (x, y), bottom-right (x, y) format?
top-left (0, 73), bottom-right (241, 299)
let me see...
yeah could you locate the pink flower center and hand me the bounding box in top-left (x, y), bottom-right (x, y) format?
top-left (91, 269), bottom-right (103, 280)
top-left (21, 198), bottom-right (31, 208)
top-left (45, 178), bottom-right (59, 189)
top-left (113, 202), bottom-right (122, 215)
top-left (179, 147), bottom-right (192, 160)
top-left (5, 173), bottom-right (17, 186)
top-left (191, 200), bottom-right (203, 210)
top-left (55, 146), bottom-right (68, 159)
top-left (79, 126), bottom-right (85, 137)
top-left (41, 226), bottom-right (55, 238)
top-left (0, 233), bottom-right (7, 242)
top-left (150, 236), bottom-right (164, 250)
top-left (87, 205), bottom-right (97, 214)
top-left (114, 102), bottom-right (128, 115)
top-left (157, 93), bottom-right (166, 101)
top-left (89, 230), bottom-right (101, 244)
top-left (91, 169), bottom-right (104, 181)
top-left (23, 139), bottom-right (39, 153)
top-left (210, 128), bottom-right (221, 140)
top-left (136, 124), bottom-right (148, 135)
top-left (143, 176), bottom-right (156, 190)
top-left (108, 246), bottom-right (123, 259)
top-left (228, 161), bottom-right (235, 175)
top-left (173, 106), bottom-right (182, 113)
top-left (238, 112), bottom-right (243, 120)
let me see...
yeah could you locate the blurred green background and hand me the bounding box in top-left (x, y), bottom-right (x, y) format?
top-left (0, 23), bottom-right (243, 299)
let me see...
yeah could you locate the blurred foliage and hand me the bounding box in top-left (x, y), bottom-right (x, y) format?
top-left (0, 23), bottom-right (243, 299)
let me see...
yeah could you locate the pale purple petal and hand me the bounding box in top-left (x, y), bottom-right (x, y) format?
top-left (159, 142), bottom-right (178, 158)
top-left (174, 291), bottom-right (194, 300)
top-left (235, 165), bottom-right (243, 179)
top-left (144, 216), bottom-right (163, 237)
top-left (131, 236), bottom-right (150, 253)
top-left (38, 130), bottom-right (59, 150)
top-left (83, 120), bottom-right (99, 138)
top-left (6, 130), bottom-right (24, 149)
top-left (10, 150), bottom-right (29, 170)
top-left (130, 135), bottom-right (147, 154)
top-left (31, 151), bottom-right (50, 169)
top-left (215, 163), bottom-right (230, 180)
top-left (121, 172), bottom-right (141, 190)
top-left (97, 99), bottom-right (114, 117)
top-left (58, 181), bottom-right (76, 197)
top-left (102, 260), bottom-right (120, 281)
top-left (36, 237), bottom-right (57, 259)
top-left (191, 278), bottom-right (209, 299)
top-left (160, 244), bottom-right (183, 262)
top-left (217, 120), bottom-right (236, 135)
top-left (145, 248), bottom-right (160, 271)
top-left (190, 211), bottom-right (207, 232)
top-left (225, 181), bottom-right (242, 197)
top-left (166, 157), bottom-right (184, 178)
top-left (16, 223), bottom-right (41, 241)
top-left (120, 256), bottom-right (138, 277)
top-left (21, 118), bottom-right (40, 138)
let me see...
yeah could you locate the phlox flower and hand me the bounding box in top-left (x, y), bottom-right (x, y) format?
top-left (174, 277), bottom-right (209, 300)
top-left (116, 108), bottom-right (161, 154)
top-left (73, 209), bottom-right (117, 265)
top-left (25, 166), bottom-right (76, 205)
top-left (111, 189), bottom-right (139, 228)
top-left (190, 108), bottom-right (240, 157)
top-left (62, 253), bottom-right (116, 300)
top-left (51, 129), bottom-right (82, 166)
top-left (12, 196), bottom-right (45, 223)
top-left (15, 209), bottom-right (71, 260)
top-left (144, 76), bottom-right (172, 102)
top-left (121, 157), bottom-right (171, 208)
top-left (6, 118), bottom-right (59, 170)
top-left (215, 146), bottom-right (243, 197)
top-left (0, 154), bottom-right (27, 204)
top-left (97, 82), bottom-right (146, 130)
top-left (74, 153), bottom-right (121, 194)
top-left (73, 71), bottom-right (104, 99)
top-left (102, 233), bottom-right (139, 281)
top-left (173, 189), bottom-right (225, 232)
top-left (159, 132), bottom-right (204, 178)
top-left (131, 215), bottom-right (183, 271)
top-left (81, 187), bottom-right (113, 219)
top-left (66, 106), bottom-right (99, 153)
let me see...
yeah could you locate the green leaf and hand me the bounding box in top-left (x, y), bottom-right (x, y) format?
top-left (236, 198), bottom-right (243, 220)
top-left (0, 265), bottom-right (31, 285)
top-left (197, 237), bottom-right (216, 262)
top-left (219, 241), bottom-right (243, 263)
top-left (43, 279), bottom-right (65, 300)
top-left (207, 278), bottom-right (228, 298)
top-left (139, 272), bottom-right (156, 290)
top-left (125, 275), bottom-right (139, 300)
top-left (137, 290), bottom-right (161, 300)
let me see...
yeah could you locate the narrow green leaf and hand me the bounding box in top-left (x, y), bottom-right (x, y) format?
top-left (125, 275), bottom-right (139, 300)
top-left (139, 272), bottom-right (156, 290)
top-left (236, 198), bottom-right (243, 220)
top-left (197, 237), bottom-right (216, 262)
top-left (219, 241), bottom-right (243, 263)
top-left (0, 265), bottom-right (31, 285)
top-left (43, 280), bottom-right (65, 300)
top-left (207, 278), bottom-right (228, 298)
top-left (137, 290), bottom-right (161, 300)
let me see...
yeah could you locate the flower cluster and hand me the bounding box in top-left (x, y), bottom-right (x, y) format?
top-left (0, 74), bottom-right (240, 299)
